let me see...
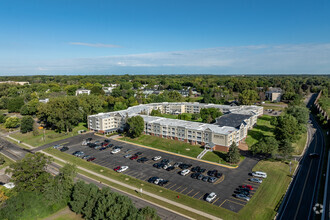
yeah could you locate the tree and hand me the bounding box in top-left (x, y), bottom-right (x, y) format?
top-left (178, 113), bottom-right (191, 121)
top-left (200, 108), bottom-right (222, 123)
top-left (0, 155), bottom-right (5, 165)
top-left (274, 114), bottom-right (301, 143)
top-left (250, 136), bottom-right (278, 158)
top-left (191, 113), bottom-right (201, 121)
top-left (226, 142), bottom-right (240, 163)
top-left (138, 206), bottom-right (161, 220)
top-left (126, 116), bottom-right (144, 138)
top-left (7, 97), bottom-right (24, 113)
top-left (6, 153), bottom-right (52, 192)
top-left (286, 105), bottom-right (309, 125)
top-left (37, 97), bottom-right (82, 132)
top-left (70, 181), bottom-right (99, 215)
top-left (33, 122), bottom-right (40, 136)
top-left (0, 114), bottom-right (6, 123)
top-left (4, 116), bottom-right (20, 128)
top-left (278, 139), bottom-right (294, 158)
top-left (114, 102), bottom-right (127, 111)
top-left (20, 116), bottom-right (34, 133)
top-left (239, 89), bottom-right (259, 105)
top-left (150, 109), bottom-right (162, 116)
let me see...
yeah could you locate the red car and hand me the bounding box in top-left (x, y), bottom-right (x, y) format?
top-left (114, 166), bottom-right (121, 171)
top-left (87, 157), bottom-right (96, 162)
top-left (241, 185), bottom-right (253, 190)
top-left (130, 155), bottom-right (138, 160)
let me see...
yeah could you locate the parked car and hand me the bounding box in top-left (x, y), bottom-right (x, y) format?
top-left (153, 156), bottom-right (161, 161)
top-left (53, 144), bottom-right (61, 149)
top-left (125, 149), bottom-right (131, 153)
top-left (179, 164), bottom-right (192, 169)
top-left (249, 178), bottom-right (263, 183)
top-left (137, 157), bottom-right (148, 163)
top-left (235, 194), bottom-right (250, 201)
top-left (161, 159), bottom-right (170, 164)
top-left (180, 169), bottom-right (190, 176)
top-left (173, 162), bottom-right (182, 168)
top-left (148, 176), bottom-right (159, 183)
top-left (191, 172), bottom-right (199, 179)
top-left (94, 141), bottom-right (100, 144)
top-left (240, 185), bottom-right (253, 190)
top-left (104, 139), bottom-right (110, 143)
top-left (252, 171), bottom-right (267, 178)
top-left (73, 151), bottom-right (84, 157)
top-left (114, 166), bottom-right (121, 171)
top-left (124, 154), bottom-right (132, 158)
top-left (111, 148), bottom-right (121, 154)
top-left (94, 145), bottom-right (102, 150)
top-left (87, 157), bottom-right (96, 162)
top-left (235, 189), bottom-right (250, 196)
top-left (202, 176), bottom-right (209, 182)
top-left (154, 178), bottom-right (163, 185)
top-left (82, 155), bottom-right (91, 160)
top-left (118, 166), bottom-right (128, 173)
top-left (99, 147), bottom-right (107, 151)
top-left (197, 174), bottom-right (204, 180)
top-left (206, 192), bottom-right (217, 202)
top-left (130, 155), bottom-right (138, 160)
top-left (215, 172), bottom-right (223, 178)
top-left (60, 146), bottom-right (69, 152)
top-left (208, 177), bottom-right (217, 183)
top-left (135, 152), bottom-right (143, 155)
top-left (86, 138), bottom-right (92, 141)
top-left (166, 166), bottom-right (175, 171)
top-left (158, 180), bottom-right (169, 186)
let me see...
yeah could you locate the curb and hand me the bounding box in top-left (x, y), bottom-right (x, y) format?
top-left (114, 137), bottom-right (238, 169)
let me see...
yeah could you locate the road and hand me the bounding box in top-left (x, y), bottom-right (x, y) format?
top-left (0, 137), bottom-right (189, 220)
top-left (277, 93), bottom-right (326, 220)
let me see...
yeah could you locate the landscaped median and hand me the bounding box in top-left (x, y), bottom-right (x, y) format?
top-left (43, 147), bottom-right (296, 220)
top-left (119, 135), bottom-right (244, 167)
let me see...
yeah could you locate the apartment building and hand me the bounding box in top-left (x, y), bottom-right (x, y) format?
top-left (88, 102), bottom-right (263, 152)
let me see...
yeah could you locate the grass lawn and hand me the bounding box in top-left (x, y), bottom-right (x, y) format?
top-left (0, 154), bottom-right (14, 170)
top-left (202, 151), bottom-right (245, 167)
top-left (240, 160), bottom-right (297, 220)
top-left (292, 131), bottom-right (308, 155)
top-left (10, 123), bottom-right (88, 147)
top-left (245, 115), bottom-right (275, 147)
top-left (160, 114), bottom-right (178, 119)
top-left (44, 147), bottom-right (296, 220)
top-left (121, 134), bottom-right (204, 158)
top-left (42, 207), bottom-right (82, 220)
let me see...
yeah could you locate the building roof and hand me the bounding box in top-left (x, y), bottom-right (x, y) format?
top-left (266, 87), bottom-right (282, 93)
top-left (215, 114), bottom-right (251, 128)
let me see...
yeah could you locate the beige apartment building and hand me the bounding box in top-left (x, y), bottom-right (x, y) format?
top-left (88, 102), bottom-right (263, 152)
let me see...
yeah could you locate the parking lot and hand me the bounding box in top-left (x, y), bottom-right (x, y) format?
top-left (48, 133), bottom-right (261, 213)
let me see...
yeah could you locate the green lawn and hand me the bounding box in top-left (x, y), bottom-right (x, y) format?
top-left (42, 207), bottom-right (82, 220)
top-left (202, 151), bottom-right (245, 166)
top-left (240, 160), bottom-right (297, 220)
top-left (0, 154), bottom-right (14, 170)
top-left (44, 147), bottom-right (296, 220)
top-left (245, 115), bottom-right (275, 147)
top-left (292, 131), bottom-right (308, 155)
top-left (121, 134), bottom-right (204, 158)
top-left (10, 123), bottom-right (88, 147)
top-left (160, 114), bottom-right (178, 119)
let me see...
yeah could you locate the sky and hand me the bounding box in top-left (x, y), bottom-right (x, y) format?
top-left (0, 0), bottom-right (330, 75)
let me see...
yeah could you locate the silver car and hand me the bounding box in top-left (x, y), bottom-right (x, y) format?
top-left (249, 178), bottom-right (263, 183)
top-left (235, 194), bottom-right (250, 201)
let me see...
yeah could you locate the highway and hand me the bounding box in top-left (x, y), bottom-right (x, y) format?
top-left (277, 94), bottom-right (326, 220)
top-left (0, 137), bottom-right (189, 220)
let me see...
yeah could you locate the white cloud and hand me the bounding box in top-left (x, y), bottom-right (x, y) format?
top-left (69, 42), bottom-right (121, 48)
top-left (1, 43), bottom-right (330, 74)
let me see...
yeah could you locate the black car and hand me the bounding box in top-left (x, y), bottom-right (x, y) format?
top-left (197, 174), bottom-right (204, 180)
top-left (309, 153), bottom-right (320, 158)
top-left (179, 163), bottom-right (192, 169)
top-left (104, 139), bottom-right (110, 143)
top-left (207, 170), bottom-right (217, 177)
top-left (99, 147), bottom-right (107, 151)
top-left (137, 157), bottom-right (149, 163)
top-left (208, 177), bottom-right (217, 183)
top-left (191, 172), bottom-right (200, 179)
top-left (153, 163), bottom-right (162, 169)
top-left (166, 166), bottom-right (175, 171)
top-left (148, 176), bottom-right (159, 183)
top-left (60, 146), bottom-right (69, 152)
top-left (235, 189), bottom-right (250, 196)
top-left (158, 180), bottom-right (169, 186)
top-left (202, 176), bottom-right (209, 182)
top-left (86, 138), bottom-right (92, 141)
top-left (191, 166), bottom-right (201, 172)
top-left (161, 159), bottom-right (170, 164)
top-left (215, 172), bottom-right (223, 178)
top-left (88, 143), bottom-right (96, 148)
top-left (135, 152), bottom-right (143, 156)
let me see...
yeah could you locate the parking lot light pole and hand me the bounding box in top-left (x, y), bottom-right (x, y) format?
top-left (289, 161), bottom-right (292, 175)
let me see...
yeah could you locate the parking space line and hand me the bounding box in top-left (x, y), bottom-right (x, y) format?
top-left (180, 187), bottom-right (187, 193)
top-left (226, 199), bottom-right (246, 207)
top-left (192, 191), bottom-right (200, 198)
top-left (198, 194), bottom-right (204, 200)
top-left (219, 199), bottom-right (227, 207)
top-left (168, 183), bottom-right (177, 190)
top-left (213, 175), bottom-right (225, 185)
top-left (174, 185), bottom-right (183, 192)
top-left (230, 197), bottom-right (247, 204)
top-left (212, 197), bottom-right (220, 205)
top-left (186, 189), bottom-right (194, 195)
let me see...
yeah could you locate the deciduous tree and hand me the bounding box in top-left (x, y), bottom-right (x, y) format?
top-left (126, 116), bottom-right (144, 138)
top-left (20, 116), bottom-right (34, 133)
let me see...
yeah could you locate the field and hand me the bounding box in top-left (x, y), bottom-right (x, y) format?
top-left (292, 132), bottom-right (308, 155)
top-left (10, 123), bottom-right (88, 147)
top-left (43, 207), bottom-right (82, 220)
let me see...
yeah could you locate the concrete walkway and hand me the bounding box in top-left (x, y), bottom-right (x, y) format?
top-left (41, 150), bottom-right (222, 220)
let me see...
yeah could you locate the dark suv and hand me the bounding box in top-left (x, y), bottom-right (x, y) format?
top-left (60, 146), bottom-right (69, 152)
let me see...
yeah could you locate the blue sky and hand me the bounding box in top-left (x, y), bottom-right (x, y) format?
top-left (0, 0), bottom-right (329, 75)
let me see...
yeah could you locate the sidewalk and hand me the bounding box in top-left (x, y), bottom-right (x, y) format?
top-left (5, 135), bottom-right (35, 149)
top-left (41, 150), bottom-right (222, 220)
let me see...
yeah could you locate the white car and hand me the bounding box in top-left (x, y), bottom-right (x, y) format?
top-left (180, 169), bottom-right (190, 176)
top-left (154, 178), bottom-right (163, 185)
top-left (111, 148), bottom-right (121, 154)
top-left (118, 166), bottom-right (128, 173)
top-left (206, 192), bottom-right (217, 202)
top-left (153, 156), bottom-right (161, 161)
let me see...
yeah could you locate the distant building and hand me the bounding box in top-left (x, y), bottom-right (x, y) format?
top-left (39, 98), bottom-right (49, 103)
top-left (265, 87), bottom-right (282, 102)
top-left (76, 89), bottom-right (91, 96)
top-left (0, 81), bottom-right (29, 85)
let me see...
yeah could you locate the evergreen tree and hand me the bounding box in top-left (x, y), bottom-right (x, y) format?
top-left (226, 142), bottom-right (240, 163)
